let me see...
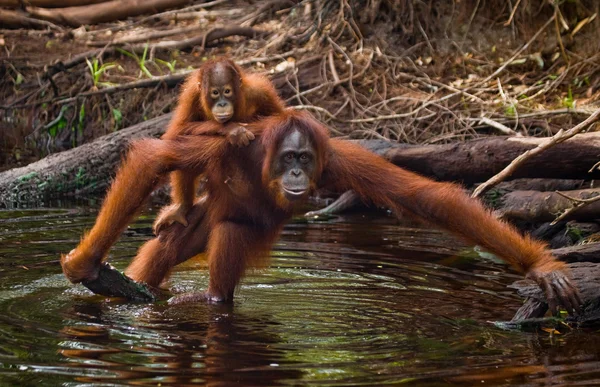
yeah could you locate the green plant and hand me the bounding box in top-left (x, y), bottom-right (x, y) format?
top-left (112, 108), bottom-right (123, 130)
top-left (47, 105), bottom-right (69, 138)
top-left (72, 104), bottom-right (86, 147)
top-left (504, 103), bottom-right (516, 117)
top-left (155, 58), bottom-right (177, 73)
top-left (562, 86), bottom-right (576, 109)
top-left (116, 44), bottom-right (154, 78)
top-left (85, 58), bottom-right (118, 88)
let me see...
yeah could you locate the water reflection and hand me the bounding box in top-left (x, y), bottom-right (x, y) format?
top-left (59, 301), bottom-right (301, 386)
top-left (1, 208), bottom-right (599, 386)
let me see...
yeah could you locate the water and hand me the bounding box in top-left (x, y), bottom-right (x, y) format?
top-left (1, 208), bottom-right (599, 386)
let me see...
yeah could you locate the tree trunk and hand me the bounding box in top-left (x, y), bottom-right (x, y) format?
top-left (0, 114), bottom-right (171, 208)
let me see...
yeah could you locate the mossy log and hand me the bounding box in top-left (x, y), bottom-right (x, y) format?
top-left (82, 263), bottom-right (157, 302)
top-left (0, 114), bottom-right (170, 208)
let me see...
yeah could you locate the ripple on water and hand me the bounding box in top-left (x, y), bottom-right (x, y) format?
top-left (1, 208), bottom-right (600, 386)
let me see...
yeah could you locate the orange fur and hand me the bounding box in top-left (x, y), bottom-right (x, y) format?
top-left (161, 58), bottom-right (285, 217)
top-left (61, 110), bottom-right (577, 308)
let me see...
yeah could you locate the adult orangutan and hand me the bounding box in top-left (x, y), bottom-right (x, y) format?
top-left (158, 57), bottom-right (285, 230)
top-left (60, 111), bottom-right (581, 313)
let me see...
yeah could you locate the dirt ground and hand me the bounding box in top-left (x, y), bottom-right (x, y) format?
top-left (1, 0), bottom-right (599, 170)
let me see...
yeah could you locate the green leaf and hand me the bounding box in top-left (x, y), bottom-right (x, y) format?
top-left (112, 108), bottom-right (122, 128)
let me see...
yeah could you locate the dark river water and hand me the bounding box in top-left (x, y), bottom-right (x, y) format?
top-left (1, 207), bottom-right (599, 386)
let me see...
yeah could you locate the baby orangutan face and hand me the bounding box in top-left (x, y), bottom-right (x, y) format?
top-left (205, 62), bottom-right (239, 123)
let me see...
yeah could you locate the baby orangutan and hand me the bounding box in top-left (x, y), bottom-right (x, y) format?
top-left (157, 57), bottom-right (285, 232)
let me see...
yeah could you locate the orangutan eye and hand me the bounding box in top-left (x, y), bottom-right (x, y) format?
top-left (211, 90), bottom-right (219, 96)
top-left (300, 154), bottom-right (310, 163)
top-left (284, 153), bottom-right (294, 162)
top-left (224, 88), bottom-right (231, 96)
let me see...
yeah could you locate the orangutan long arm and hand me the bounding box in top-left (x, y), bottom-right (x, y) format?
top-left (326, 139), bottom-right (580, 312)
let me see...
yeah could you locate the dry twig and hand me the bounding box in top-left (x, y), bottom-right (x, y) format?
top-left (472, 107), bottom-right (600, 198)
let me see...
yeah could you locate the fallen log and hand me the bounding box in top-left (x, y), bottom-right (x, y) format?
top-left (507, 262), bottom-right (600, 326)
top-left (307, 134), bottom-right (597, 216)
top-left (82, 262), bottom-right (157, 302)
top-left (498, 188), bottom-right (600, 222)
top-left (0, 9), bottom-right (62, 29)
top-left (385, 133), bottom-right (600, 184)
top-left (490, 178), bottom-right (586, 193)
top-left (552, 242), bottom-right (600, 263)
top-left (0, 114), bottom-right (170, 208)
top-left (26, 0), bottom-right (194, 27)
top-left (0, 0), bottom-right (108, 7)
top-left (531, 222), bottom-right (600, 249)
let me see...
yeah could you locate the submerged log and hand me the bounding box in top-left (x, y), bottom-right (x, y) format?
top-left (498, 188), bottom-right (600, 222)
top-left (82, 263), bottom-right (157, 302)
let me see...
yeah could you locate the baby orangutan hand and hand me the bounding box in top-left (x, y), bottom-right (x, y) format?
top-left (153, 203), bottom-right (190, 235)
top-left (224, 125), bottom-right (255, 148)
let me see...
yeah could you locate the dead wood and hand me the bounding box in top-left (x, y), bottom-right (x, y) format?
top-left (498, 188), bottom-right (600, 222)
top-left (385, 132), bottom-right (600, 184)
top-left (531, 222), bottom-right (600, 249)
top-left (491, 178), bottom-right (586, 193)
top-left (26, 0), bottom-right (194, 27)
top-left (0, 114), bottom-right (171, 208)
top-left (509, 262), bottom-right (600, 325)
top-left (473, 107), bottom-right (600, 197)
top-left (306, 135), bottom-right (598, 216)
top-left (305, 190), bottom-right (361, 217)
top-left (82, 262), bottom-right (157, 302)
top-left (5, 128), bottom-right (600, 208)
top-left (43, 26), bottom-right (261, 80)
top-left (56, 73), bottom-right (187, 105)
top-left (0, 0), bottom-right (108, 7)
top-left (0, 9), bottom-right (62, 30)
top-left (87, 24), bottom-right (205, 46)
top-left (552, 243), bottom-right (600, 263)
